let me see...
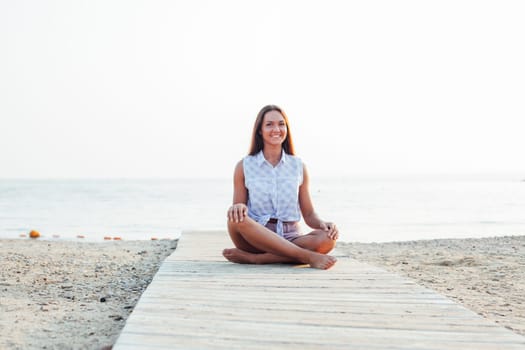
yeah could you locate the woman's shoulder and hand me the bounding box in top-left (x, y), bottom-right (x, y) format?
top-left (233, 159), bottom-right (244, 178)
top-left (236, 155), bottom-right (259, 172)
top-left (285, 153), bottom-right (304, 166)
top-left (242, 153), bottom-right (261, 168)
top-left (235, 159), bottom-right (245, 169)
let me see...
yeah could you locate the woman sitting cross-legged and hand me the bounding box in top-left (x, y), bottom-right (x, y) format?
top-left (223, 105), bottom-right (338, 270)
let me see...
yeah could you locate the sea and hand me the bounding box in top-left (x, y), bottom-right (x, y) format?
top-left (1, 174), bottom-right (524, 243)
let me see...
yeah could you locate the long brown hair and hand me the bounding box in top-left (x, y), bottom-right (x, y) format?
top-left (249, 105), bottom-right (296, 156)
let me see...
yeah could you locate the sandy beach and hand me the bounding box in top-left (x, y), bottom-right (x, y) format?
top-left (337, 235), bottom-right (525, 336)
top-left (0, 239), bottom-right (177, 350)
top-left (1, 235), bottom-right (523, 349)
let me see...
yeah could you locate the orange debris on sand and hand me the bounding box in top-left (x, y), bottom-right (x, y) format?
top-left (113, 237), bottom-right (122, 241)
top-left (150, 237), bottom-right (158, 240)
top-left (77, 235), bottom-right (85, 239)
top-left (103, 236), bottom-right (112, 240)
top-left (29, 230), bottom-right (40, 239)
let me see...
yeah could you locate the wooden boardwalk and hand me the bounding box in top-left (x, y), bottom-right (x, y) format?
top-left (114, 231), bottom-right (525, 349)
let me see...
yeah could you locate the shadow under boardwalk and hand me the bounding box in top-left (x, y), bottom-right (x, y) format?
top-left (114, 231), bottom-right (525, 349)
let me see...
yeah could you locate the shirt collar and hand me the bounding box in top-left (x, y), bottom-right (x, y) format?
top-left (256, 150), bottom-right (287, 167)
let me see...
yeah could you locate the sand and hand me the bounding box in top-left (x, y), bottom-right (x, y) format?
top-left (1, 235), bottom-right (523, 349)
top-left (337, 235), bottom-right (525, 336)
top-left (0, 239), bottom-right (177, 350)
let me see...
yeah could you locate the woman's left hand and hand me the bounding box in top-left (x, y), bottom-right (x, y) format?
top-left (320, 222), bottom-right (339, 241)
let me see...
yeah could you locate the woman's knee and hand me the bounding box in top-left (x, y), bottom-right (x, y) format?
top-left (320, 238), bottom-right (336, 254)
top-left (293, 231), bottom-right (336, 253)
top-left (312, 231), bottom-right (336, 254)
top-left (227, 215), bottom-right (255, 232)
top-left (226, 218), bottom-right (261, 253)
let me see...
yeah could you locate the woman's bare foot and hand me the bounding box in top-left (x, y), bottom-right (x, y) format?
top-left (222, 248), bottom-right (258, 264)
top-left (307, 252), bottom-right (337, 270)
top-left (223, 248), bottom-right (336, 269)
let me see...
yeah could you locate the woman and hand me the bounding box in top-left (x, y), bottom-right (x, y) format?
top-left (223, 105), bottom-right (338, 269)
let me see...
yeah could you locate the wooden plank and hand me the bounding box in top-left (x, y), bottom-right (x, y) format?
top-left (113, 230), bottom-right (525, 349)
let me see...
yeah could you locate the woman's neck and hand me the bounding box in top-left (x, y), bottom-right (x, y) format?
top-left (263, 146), bottom-right (283, 166)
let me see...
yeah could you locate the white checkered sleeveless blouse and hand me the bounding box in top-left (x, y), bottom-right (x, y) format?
top-left (243, 150), bottom-right (303, 236)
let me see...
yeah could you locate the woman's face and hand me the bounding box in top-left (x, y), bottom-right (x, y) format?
top-left (261, 110), bottom-right (287, 147)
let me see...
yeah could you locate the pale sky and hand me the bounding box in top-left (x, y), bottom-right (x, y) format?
top-left (1, 0), bottom-right (524, 179)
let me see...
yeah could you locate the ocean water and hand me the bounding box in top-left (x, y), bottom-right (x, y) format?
top-left (1, 175), bottom-right (524, 243)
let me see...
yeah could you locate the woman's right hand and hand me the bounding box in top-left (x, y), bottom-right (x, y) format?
top-left (227, 203), bottom-right (248, 223)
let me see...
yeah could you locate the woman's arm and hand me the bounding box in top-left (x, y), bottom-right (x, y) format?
top-left (228, 160), bottom-right (248, 223)
top-left (299, 164), bottom-right (339, 240)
